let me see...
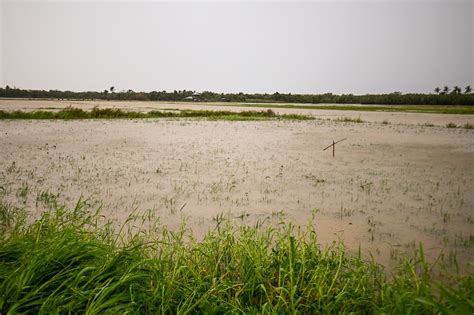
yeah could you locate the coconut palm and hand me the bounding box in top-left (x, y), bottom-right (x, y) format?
top-left (434, 87), bottom-right (440, 94)
top-left (451, 86), bottom-right (461, 94)
top-left (110, 86), bottom-right (115, 93)
top-left (465, 86), bottom-right (472, 94)
top-left (442, 86), bottom-right (450, 95)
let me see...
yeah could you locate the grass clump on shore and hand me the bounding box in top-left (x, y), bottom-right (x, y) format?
top-left (0, 198), bottom-right (472, 314)
top-left (0, 107), bottom-right (313, 121)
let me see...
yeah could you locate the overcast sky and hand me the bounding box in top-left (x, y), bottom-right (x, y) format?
top-left (1, 0), bottom-right (473, 94)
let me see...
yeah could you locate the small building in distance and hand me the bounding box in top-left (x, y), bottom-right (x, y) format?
top-left (184, 92), bottom-right (202, 102)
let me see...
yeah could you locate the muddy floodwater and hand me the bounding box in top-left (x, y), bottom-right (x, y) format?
top-left (1, 100), bottom-right (473, 272)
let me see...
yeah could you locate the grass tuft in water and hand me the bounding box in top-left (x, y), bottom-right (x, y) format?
top-left (334, 116), bottom-right (364, 123)
top-left (462, 123), bottom-right (474, 129)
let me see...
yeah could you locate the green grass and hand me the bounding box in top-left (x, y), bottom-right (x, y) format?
top-left (0, 197), bottom-right (472, 313)
top-left (0, 107), bottom-right (313, 121)
top-left (192, 102), bottom-right (474, 115)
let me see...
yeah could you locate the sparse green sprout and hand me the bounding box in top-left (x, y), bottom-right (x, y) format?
top-left (16, 183), bottom-right (29, 200)
top-left (335, 116), bottom-right (364, 123)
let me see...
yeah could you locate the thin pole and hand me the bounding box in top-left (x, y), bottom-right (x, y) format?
top-left (323, 138), bottom-right (347, 158)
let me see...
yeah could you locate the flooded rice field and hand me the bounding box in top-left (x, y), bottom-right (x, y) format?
top-left (2, 98), bottom-right (474, 126)
top-left (1, 100), bottom-right (473, 272)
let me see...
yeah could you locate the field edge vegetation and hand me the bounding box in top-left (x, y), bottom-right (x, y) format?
top-left (0, 197), bottom-right (472, 314)
top-left (0, 107), bottom-right (314, 121)
top-left (1, 85), bottom-right (474, 105)
top-left (210, 103), bottom-right (474, 115)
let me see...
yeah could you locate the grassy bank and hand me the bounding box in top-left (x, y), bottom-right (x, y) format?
top-left (0, 198), bottom-right (472, 314)
top-left (200, 103), bottom-right (474, 115)
top-left (0, 107), bottom-right (313, 121)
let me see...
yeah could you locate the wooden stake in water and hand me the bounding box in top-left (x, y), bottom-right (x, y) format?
top-left (323, 138), bottom-right (347, 158)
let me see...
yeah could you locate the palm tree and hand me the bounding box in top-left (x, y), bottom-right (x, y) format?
top-left (451, 86), bottom-right (461, 94)
top-left (465, 86), bottom-right (472, 94)
top-left (434, 87), bottom-right (440, 94)
top-left (110, 86), bottom-right (115, 93)
top-left (442, 86), bottom-right (450, 95)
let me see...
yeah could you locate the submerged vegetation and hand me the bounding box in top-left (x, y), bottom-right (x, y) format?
top-left (334, 116), bottom-right (364, 123)
top-left (0, 107), bottom-right (313, 121)
top-left (445, 122), bottom-right (474, 129)
top-left (0, 197), bottom-right (472, 313)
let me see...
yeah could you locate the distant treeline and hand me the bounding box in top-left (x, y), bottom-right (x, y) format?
top-left (1, 86), bottom-right (473, 105)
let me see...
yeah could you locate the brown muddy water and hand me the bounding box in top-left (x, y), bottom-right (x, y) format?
top-left (1, 100), bottom-right (473, 273)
